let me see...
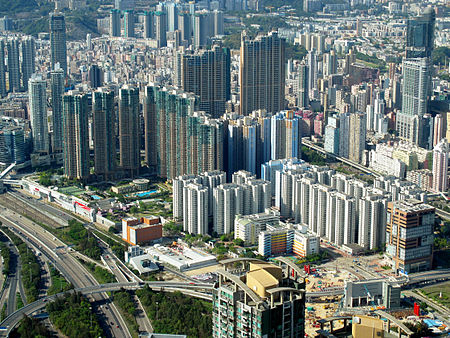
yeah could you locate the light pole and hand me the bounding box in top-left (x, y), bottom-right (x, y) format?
top-left (89, 305), bottom-right (92, 327)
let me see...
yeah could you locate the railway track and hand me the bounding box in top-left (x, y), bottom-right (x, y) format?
top-left (0, 193), bottom-right (63, 229)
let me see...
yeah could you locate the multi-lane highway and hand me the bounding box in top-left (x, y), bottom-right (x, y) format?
top-left (1, 189), bottom-right (155, 336)
top-left (0, 205), bottom-right (131, 338)
top-left (0, 280), bottom-right (214, 335)
top-left (302, 139), bottom-right (381, 177)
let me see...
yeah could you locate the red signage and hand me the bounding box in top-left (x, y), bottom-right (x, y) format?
top-left (304, 265), bottom-right (311, 274)
top-left (414, 302), bottom-right (420, 316)
top-left (75, 201), bottom-right (91, 211)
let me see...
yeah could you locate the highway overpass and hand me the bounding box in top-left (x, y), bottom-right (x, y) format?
top-left (0, 280), bottom-right (214, 336)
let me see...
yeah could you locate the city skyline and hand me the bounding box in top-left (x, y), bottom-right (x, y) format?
top-left (0, 1), bottom-right (448, 337)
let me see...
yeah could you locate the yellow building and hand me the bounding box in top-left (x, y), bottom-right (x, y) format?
top-left (246, 262), bottom-right (283, 298)
top-left (352, 315), bottom-right (384, 338)
top-left (392, 150), bottom-right (418, 170)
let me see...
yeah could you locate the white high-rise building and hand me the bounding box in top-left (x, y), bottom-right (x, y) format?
top-left (183, 183), bottom-right (209, 235)
top-left (432, 139), bottom-right (449, 192)
top-left (246, 179), bottom-right (271, 214)
top-left (358, 195), bottom-right (387, 250)
top-left (213, 183), bottom-right (246, 235)
top-left (29, 75), bottom-right (49, 154)
top-left (311, 184), bottom-right (330, 237)
top-left (201, 170), bottom-right (226, 215)
top-left (173, 174), bottom-right (201, 220)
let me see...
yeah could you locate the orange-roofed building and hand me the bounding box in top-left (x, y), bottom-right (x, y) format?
top-left (121, 216), bottom-right (163, 245)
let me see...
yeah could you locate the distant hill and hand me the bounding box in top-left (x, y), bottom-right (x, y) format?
top-left (0, 0), bottom-right (39, 15)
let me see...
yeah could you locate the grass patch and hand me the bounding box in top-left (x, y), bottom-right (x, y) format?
top-left (16, 292), bottom-right (24, 310)
top-left (0, 303), bottom-right (6, 321)
top-left (381, 265), bottom-right (391, 270)
top-left (420, 282), bottom-right (450, 310)
top-left (48, 263), bottom-right (73, 295)
top-left (78, 259), bottom-right (116, 284)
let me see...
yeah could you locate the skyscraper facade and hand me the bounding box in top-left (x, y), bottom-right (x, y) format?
top-left (166, 2), bottom-right (178, 32)
top-left (180, 46), bottom-right (230, 118)
top-left (29, 75), bottom-right (49, 154)
top-left (119, 85), bottom-right (140, 178)
top-left (178, 12), bottom-right (191, 45)
top-left (386, 200), bottom-right (434, 273)
top-left (143, 11), bottom-right (153, 39)
top-left (193, 12), bottom-right (214, 48)
top-left (348, 112), bottom-right (366, 163)
top-left (151, 86), bottom-right (196, 179)
top-left (401, 58), bottom-right (431, 118)
top-left (7, 38), bottom-right (20, 92)
top-left (50, 67), bottom-right (64, 153)
top-left (187, 112), bottom-right (224, 176)
top-left (93, 88), bottom-right (116, 180)
top-left (406, 8), bottom-right (435, 58)
top-left (298, 63), bottom-right (309, 108)
top-left (50, 12), bottom-right (67, 75)
top-left (62, 91), bottom-right (89, 180)
top-left (123, 10), bottom-right (135, 38)
top-left (307, 49), bottom-right (317, 98)
top-left (270, 110), bottom-right (302, 160)
top-left (110, 9), bottom-right (121, 37)
top-left (240, 31), bottom-right (286, 115)
top-left (0, 39), bottom-right (6, 97)
top-left (155, 11), bottom-right (167, 48)
top-left (88, 65), bottom-right (102, 88)
top-left (143, 85), bottom-right (157, 168)
top-left (397, 8), bottom-right (435, 146)
top-left (20, 36), bottom-right (35, 91)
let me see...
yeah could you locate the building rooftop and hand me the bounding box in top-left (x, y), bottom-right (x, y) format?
top-left (390, 199), bottom-right (434, 213)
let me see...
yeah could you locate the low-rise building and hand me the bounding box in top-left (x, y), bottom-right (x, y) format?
top-left (344, 279), bottom-right (401, 309)
top-left (234, 209), bottom-right (280, 245)
top-left (121, 216), bottom-right (163, 245)
top-left (406, 169), bottom-right (433, 192)
top-left (369, 146), bottom-right (406, 178)
top-left (293, 228), bottom-right (320, 257)
top-left (258, 224), bottom-right (294, 257)
top-left (146, 243), bottom-right (216, 271)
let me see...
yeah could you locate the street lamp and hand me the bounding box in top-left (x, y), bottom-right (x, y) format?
top-left (89, 306), bottom-right (92, 327)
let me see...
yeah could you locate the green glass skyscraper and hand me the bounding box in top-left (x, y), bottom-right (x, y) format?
top-left (119, 85), bottom-right (140, 178)
top-left (93, 88), bottom-right (116, 180)
top-left (50, 12), bottom-right (67, 75)
top-left (63, 91), bottom-right (89, 181)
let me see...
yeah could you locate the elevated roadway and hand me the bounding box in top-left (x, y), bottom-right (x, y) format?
top-left (0, 280), bottom-right (214, 335)
top-left (0, 208), bottom-right (131, 338)
top-left (302, 139), bottom-right (381, 177)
